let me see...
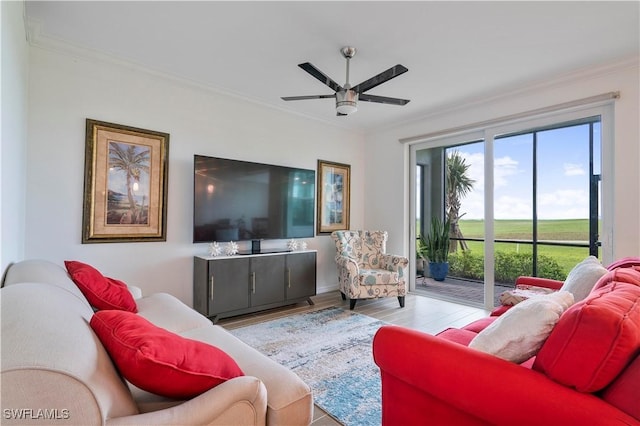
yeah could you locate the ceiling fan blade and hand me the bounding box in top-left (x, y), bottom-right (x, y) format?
top-left (352, 64), bottom-right (408, 94)
top-left (281, 94), bottom-right (336, 101)
top-left (359, 93), bottom-right (410, 105)
top-left (298, 63), bottom-right (343, 92)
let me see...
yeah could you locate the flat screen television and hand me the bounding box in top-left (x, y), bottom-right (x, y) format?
top-left (193, 155), bottom-right (315, 243)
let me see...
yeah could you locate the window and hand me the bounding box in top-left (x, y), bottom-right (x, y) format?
top-left (409, 101), bottom-right (613, 309)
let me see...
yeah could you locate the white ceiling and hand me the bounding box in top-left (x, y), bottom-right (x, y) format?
top-left (24, 1), bottom-right (640, 133)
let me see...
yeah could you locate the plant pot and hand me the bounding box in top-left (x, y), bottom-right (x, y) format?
top-left (429, 262), bottom-right (449, 281)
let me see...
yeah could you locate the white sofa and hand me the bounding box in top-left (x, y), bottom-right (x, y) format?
top-left (1, 259), bottom-right (313, 425)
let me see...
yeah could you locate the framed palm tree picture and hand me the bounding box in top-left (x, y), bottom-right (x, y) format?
top-left (82, 119), bottom-right (170, 243)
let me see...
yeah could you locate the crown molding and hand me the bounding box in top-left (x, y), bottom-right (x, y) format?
top-left (25, 18), bottom-right (362, 135)
top-left (371, 55), bottom-right (639, 136)
top-left (25, 15), bottom-right (634, 139)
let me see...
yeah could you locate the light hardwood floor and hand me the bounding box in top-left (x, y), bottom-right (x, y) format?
top-left (219, 291), bottom-right (490, 425)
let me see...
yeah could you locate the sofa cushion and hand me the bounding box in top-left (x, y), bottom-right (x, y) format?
top-left (1, 283), bottom-right (140, 420)
top-left (600, 353), bottom-right (640, 420)
top-left (136, 293), bottom-right (212, 334)
top-left (436, 328), bottom-right (478, 346)
top-left (469, 291), bottom-right (574, 363)
top-left (65, 260), bottom-right (137, 312)
top-left (90, 310), bottom-right (244, 399)
top-left (180, 325), bottom-right (313, 426)
top-left (461, 317), bottom-right (497, 333)
top-left (559, 255), bottom-right (607, 302)
top-left (534, 268), bottom-right (640, 392)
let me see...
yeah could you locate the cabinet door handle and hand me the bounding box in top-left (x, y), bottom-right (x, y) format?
top-left (210, 275), bottom-right (214, 298)
top-left (287, 268), bottom-right (291, 288)
top-left (251, 272), bottom-right (256, 294)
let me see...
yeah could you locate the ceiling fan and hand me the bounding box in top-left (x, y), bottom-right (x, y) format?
top-left (281, 46), bottom-right (410, 116)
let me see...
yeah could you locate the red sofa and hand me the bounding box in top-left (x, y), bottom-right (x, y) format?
top-left (373, 260), bottom-right (640, 425)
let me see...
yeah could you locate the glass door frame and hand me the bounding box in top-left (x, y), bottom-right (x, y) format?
top-left (408, 103), bottom-right (614, 310)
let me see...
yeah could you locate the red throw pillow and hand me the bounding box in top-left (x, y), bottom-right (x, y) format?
top-left (533, 268), bottom-right (640, 392)
top-left (91, 310), bottom-right (244, 399)
top-left (65, 260), bottom-right (137, 312)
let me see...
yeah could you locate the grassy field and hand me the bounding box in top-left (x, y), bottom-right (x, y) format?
top-left (454, 219), bottom-right (595, 276)
top-left (458, 219), bottom-right (592, 241)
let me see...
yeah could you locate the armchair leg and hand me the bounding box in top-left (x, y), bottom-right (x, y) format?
top-left (398, 296), bottom-right (405, 308)
top-left (349, 299), bottom-right (357, 310)
top-left (340, 292), bottom-right (347, 301)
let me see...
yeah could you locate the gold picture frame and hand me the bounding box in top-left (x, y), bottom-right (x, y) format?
top-left (82, 119), bottom-right (170, 243)
top-left (317, 160), bottom-right (350, 235)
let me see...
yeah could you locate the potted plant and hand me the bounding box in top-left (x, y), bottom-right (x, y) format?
top-left (424, 217), bottom-right (451, 281)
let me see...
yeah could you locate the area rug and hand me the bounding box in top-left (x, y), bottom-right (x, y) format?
top-left (229, 306), bottom-right (386, 426)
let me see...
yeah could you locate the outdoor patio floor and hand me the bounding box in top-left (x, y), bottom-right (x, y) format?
top-left (413, 275), bottom-right (514, 308)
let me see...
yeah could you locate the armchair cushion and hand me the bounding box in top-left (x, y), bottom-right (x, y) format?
top-left (359, 269), bottom-right (399, 286)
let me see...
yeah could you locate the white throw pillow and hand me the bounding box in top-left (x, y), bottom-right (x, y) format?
top-left (560, 256), bottom-right (608, 302)
top-left (469, 291), bottom-right (574, 363)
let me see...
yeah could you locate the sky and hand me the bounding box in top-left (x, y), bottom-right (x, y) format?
top-left (450, 122), bottom-right (600, 220)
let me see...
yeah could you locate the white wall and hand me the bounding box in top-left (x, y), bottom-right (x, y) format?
top-left (26, 47), bottom-right (363, 303)
top-left (1, 0), bottom-right (29, 272)
top-left (365, 60), bottom-right (640, 261)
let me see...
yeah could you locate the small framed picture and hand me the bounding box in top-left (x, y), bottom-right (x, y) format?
top-left (317, 160), bottom-right (350, 235)
top-left (82, 119), bottom-right (170, 243)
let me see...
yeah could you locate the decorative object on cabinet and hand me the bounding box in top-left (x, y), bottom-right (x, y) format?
top-left (287, 239), bottom-right (299, 251)
top-left (225, 241), bottom-right (239, 256)
top-left (82, 119), bottom-right (169, 243)
top-left (317, 160), bottom-right (350, 235)
top-left (208, 242), bottom-right (222, 257)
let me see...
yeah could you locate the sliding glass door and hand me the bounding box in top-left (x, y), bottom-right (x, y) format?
top-left (410, 105), bottom-right (612, 310)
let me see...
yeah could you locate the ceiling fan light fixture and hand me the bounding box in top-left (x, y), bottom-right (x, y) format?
top-left (336, 90), bottom-right (358, 115)
top-left (336, 102), bottom-right (357, 115)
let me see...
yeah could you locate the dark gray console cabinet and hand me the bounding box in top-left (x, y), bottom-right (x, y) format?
top-left (194, 251), bottom-right (316, 322)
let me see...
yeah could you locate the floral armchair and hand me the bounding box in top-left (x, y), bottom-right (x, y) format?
top-left (331, 230), bottom-right (409, 310)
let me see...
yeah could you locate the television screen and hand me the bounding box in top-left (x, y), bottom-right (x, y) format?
top-left (193, 155), bottom-right (315, 243)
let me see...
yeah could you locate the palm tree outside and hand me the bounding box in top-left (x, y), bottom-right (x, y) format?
top-left (446, 150), bottom-right (475, 252)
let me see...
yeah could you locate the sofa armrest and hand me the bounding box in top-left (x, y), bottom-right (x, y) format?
top-left (373, 325), bottom-right (636, 425)
top-left (515, 276), bottom-right (563, 290)
top-left (107, 376), bottom-right (267, 426)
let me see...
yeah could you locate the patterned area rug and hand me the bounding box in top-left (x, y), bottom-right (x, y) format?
top-left (229, 306), bottom-right (386, 426)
